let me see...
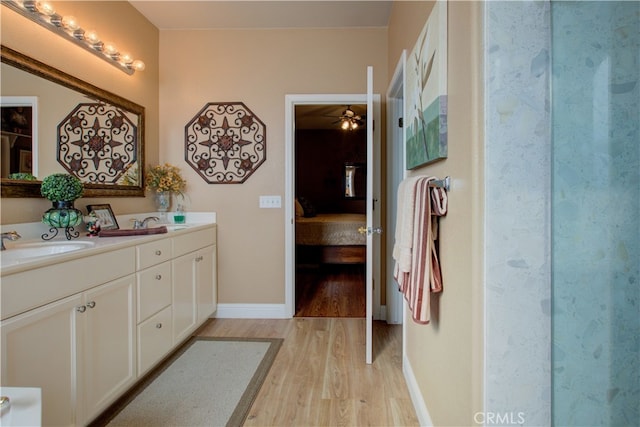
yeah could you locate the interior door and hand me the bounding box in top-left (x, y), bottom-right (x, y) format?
top-left (365, 66), bottom-right (376, 364)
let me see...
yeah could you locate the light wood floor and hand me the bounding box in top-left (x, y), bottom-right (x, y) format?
top-left (197, 318), bottom-right (419, 426)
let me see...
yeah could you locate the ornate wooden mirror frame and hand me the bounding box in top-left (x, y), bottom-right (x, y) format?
top-left (0, 45), bottom-right (145, 198)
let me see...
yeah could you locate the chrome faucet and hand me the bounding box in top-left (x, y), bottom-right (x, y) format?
top-left (131, 216), bottom-right (159, 229)
top-left (1, 231), bottom-right (21, 250)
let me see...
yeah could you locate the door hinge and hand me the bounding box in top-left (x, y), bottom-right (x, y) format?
top-left (398, 117), bottom-right (403, 128)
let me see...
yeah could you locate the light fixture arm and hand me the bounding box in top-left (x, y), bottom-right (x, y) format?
top-left (2, 0), bottom-right (144, 75)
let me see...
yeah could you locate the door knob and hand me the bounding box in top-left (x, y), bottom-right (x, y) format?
top-left (358, 226), bottom-right (383, 235)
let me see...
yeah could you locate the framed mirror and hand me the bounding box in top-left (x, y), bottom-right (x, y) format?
top-left (0, 45), bottom-right (145, 198)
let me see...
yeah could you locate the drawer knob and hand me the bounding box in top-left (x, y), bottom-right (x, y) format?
top-left (155, 274), bottom-right (162, 280)
top-left (86, 301), bottom-right (96, 309)
top-left (155, 250), bottom-right (162, 256)
top-left (156, 323), bottom-right (162, 329)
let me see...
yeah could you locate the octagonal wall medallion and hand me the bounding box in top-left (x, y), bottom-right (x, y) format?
top-left (185, 102), bottom-right (266, 184)
top-left (57, 103), bottom-right (138, 184)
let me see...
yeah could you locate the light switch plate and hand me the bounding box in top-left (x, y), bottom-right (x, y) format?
top-left (259, 195), bottom-right (281, 208)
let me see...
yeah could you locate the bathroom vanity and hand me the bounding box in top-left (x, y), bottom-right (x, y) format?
top-left (0, 215), bottom-right (217, 425)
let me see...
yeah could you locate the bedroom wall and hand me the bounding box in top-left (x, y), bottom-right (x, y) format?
top-left (159, 28), bottom-right (388, 305)
top-left (296, 129), bottom-right (366, 214)
top-left (0, 1), bottom-right (159, 224)
top-left (387, 1), bottom-right (484, 425)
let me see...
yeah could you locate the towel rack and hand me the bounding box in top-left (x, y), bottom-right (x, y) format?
top-left (428, 176), bottom-right (450, 192)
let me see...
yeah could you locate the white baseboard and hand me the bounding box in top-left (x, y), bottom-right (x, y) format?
top-left (403, 354), bottom-right (434, 427)
top-left (215, 303), bottom-right (289, 319)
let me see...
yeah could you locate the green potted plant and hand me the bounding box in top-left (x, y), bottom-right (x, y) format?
top-left (40, 173), bottom-right (84, 233)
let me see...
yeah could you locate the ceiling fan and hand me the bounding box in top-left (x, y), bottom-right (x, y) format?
top-left (332, 105), bottom-right (365, 130)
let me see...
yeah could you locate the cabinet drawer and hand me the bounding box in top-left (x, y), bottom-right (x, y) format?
top-left (137, 306), bottom-right (173, 376)
top-left (173, 227), bottom-right (216, 257)
top-left (137, 239), bottom-right (172, 270)
top-left (1, 247), bottom-right (136, 320)
top-left (137, 262), bottom-right (172, 323)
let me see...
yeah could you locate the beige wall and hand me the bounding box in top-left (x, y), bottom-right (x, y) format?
top-left (159, 28), bottom-right (388, 304)
top-left (388, 1), bottom-right (484, 425)
top-left (0, 1), bottom-right (159, 224)
top-left (3, 2), bottom-right (485, 423)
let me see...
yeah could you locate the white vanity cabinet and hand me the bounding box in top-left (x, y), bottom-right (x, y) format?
top-left (0, 272), bottom-right (136, 427)
top-left (1, 222), bottom-right (217, 426)
top-left (172, 227), bottom-right (217, 344)
top-left (1, 246), bottom-right (136, 426)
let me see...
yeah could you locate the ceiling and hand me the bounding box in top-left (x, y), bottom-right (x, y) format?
top-left (296, 104), bottom-right (367, 130)
top-left (129, 1), bottom-right (385, 129)
top-left (129, 1), bottom-right (393, 30)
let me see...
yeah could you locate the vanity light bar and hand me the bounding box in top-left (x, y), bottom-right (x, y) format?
top-left (1, 0), bottom-right (145, 75)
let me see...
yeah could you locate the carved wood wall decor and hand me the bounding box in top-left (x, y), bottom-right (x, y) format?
top-left (57, 102), bottom-right (138, 184)
top-left (185, 102), bottom-right (266, 184)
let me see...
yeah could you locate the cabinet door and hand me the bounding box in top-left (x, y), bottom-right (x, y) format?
top-left (1, 294), bottom-right (82, 426)
top-left (81, 275), bottom-right (136, 424)
top-left (172, 252), bottom-right (197, 344)
top-left (196, 245), bottom-right (217, 323)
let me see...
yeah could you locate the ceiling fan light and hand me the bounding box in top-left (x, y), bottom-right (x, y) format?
top-left (341, 120), bottom-right (350, 130)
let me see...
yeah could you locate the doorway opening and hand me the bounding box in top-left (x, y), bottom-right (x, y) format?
top-left (293, 103), bottom-right (367, 317)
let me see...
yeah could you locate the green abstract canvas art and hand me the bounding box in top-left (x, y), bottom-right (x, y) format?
top-left (405, 1), bottom-right (448, 169)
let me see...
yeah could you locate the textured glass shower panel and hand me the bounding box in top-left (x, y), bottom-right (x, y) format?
top-left (552, 1), bottom-right (640, 426)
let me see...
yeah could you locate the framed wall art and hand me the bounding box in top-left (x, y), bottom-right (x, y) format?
top-left (405, 1), bottom-right (448, 169)
top-left (86, 204), bottom-right (119, 230)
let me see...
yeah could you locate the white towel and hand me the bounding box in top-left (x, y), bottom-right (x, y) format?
top-left (392, 176), bottom-right (421, 275)
top-left (392, 176), bottom-right (448, 324)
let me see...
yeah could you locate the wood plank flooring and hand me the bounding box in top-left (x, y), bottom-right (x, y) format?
top-left (197, 318), bottom-right (419, 426)
top-left (295, 264), bottom-right (366, 317)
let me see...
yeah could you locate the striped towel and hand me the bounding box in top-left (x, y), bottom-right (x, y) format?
top-left (392, 176), bottom-right (448, 324)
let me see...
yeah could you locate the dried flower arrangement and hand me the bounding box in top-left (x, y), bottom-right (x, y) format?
top-left (145, 163), bottom-right (186, 194)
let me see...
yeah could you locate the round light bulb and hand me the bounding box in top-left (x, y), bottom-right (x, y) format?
top-left (120, 52), bottom-right (133, 65)
top-left (62, 15), bottom-right (79, 31)
top-left (36, 1), bottom-right (55, 16)
top-left (341, 121), bottom-right (350, 130)
top-left (85, 30), bottom-right (100, 44)
top-left (104, 42), bottom-right (118, 55)
top-left (132, 60), bottom-right (145, 72)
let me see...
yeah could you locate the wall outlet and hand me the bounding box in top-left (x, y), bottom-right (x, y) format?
top-left (259, 195), bottom-right (281, 208)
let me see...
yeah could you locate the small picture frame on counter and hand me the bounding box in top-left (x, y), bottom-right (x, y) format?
top-left (86, 204), bottom-right (119, 230)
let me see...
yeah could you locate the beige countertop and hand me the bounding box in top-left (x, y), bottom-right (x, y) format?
top-left (1, 212), bottom-right (216, 276)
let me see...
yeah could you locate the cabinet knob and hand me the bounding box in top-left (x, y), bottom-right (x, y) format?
top-left (76, 305), bottom-right (87, 313)
top-left (156, 323), bottom-right (162, 329)
top-left (155, 274), bottom-right (162, 280)
top-left (86, 301), bottom-right (96, 309)
top-left (196, 256), bottom-right (203, 262)
top-left (155, 250), bottom-right (162, 256)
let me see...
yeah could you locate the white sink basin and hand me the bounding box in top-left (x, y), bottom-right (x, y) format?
top-left (2, 241), bottom-right (95, 265)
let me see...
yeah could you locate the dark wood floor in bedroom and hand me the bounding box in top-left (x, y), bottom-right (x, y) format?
top-left (295, 264), bottom-right (366, 317)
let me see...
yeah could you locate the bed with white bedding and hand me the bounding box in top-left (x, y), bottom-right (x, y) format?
top-left (295, 213), bottom-right (366, 264)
